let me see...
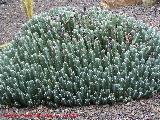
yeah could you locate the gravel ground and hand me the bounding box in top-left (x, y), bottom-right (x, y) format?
top-left (0, 0), bottom-right (100, 45)
top-left (110, 3), bottom-right (160, 30)
top-left (0, 0), bottom-right (160, 119)
top-left (0, 93), bottom-right (160, 119)
top-left (0, 0), bottom-right (160, 45)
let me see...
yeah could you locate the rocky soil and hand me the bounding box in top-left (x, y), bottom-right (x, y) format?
top-left (0, 93), bottom-right (160, 119)
top-left (0, 0), bottom-right (160, 119)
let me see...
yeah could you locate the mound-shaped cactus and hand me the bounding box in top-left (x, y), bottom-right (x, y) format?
top-left (0, 7), bottom-right (160, 107)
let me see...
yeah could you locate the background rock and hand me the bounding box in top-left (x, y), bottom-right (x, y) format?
top-left (101, 0), bottom-right (157, 9)
top-left (101, 0), bottom-right (142, 9)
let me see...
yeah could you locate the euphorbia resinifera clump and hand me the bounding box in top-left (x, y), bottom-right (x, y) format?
top-left (0, 7), bottom-right (160, 107)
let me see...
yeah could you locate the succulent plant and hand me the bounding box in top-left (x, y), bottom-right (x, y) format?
top-left (0, 7), bottom-right (160, 107)
top-left (22, 0), bottom-right (33, 19)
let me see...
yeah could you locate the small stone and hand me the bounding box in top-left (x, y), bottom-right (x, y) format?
top-left (140, 101), bottom-right (145, 106)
